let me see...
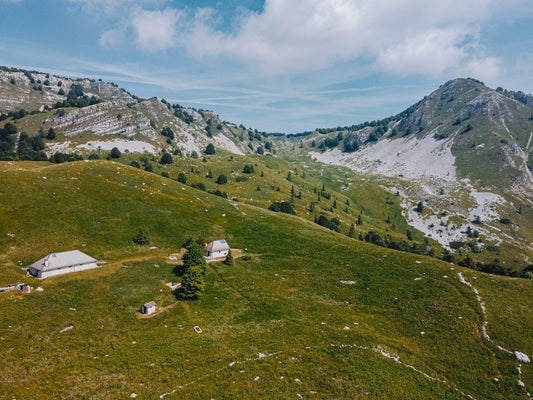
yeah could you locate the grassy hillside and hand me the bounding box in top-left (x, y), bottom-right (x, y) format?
top-left (1, 160), bottom-right (532, 399)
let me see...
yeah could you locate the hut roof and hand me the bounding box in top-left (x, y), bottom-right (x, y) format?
top-left (206, 240), bottom-right (230, 252)
top-left (29, 250), bottom-right (97, 272)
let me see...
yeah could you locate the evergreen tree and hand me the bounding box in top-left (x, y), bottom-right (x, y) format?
top-left (204, 143), bottom-right (216, 155)
top-left (182, 241), bottom-right (206, 269)
top-left (133, 228), bottom-right (150, 245)
top-left (160, 153), bottom-right (173, 164)
top-left (180, 265), bottom-right (205, 299)
top-left (46, 127), bottom-right (56, 140)
top-left (348, 224), bottom-right (355, 238)
top-left (357, 215), bottom-right (362, 225)
top-left (223, 249), bottom-right (234, 266)
top-left (216, 174), bottom-right (227, 184)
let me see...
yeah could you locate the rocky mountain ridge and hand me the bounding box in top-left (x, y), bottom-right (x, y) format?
top-left (0, 67), bottom-right (271, 157)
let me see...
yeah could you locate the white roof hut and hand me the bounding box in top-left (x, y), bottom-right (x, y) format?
top-left (206, 239), bottom-right (230, 259)
top-left (142, 301), bottom-right (156, 315)
top-left (28, 250), bottom-right (98, 279)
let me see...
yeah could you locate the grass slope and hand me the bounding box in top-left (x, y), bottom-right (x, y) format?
top-left (0, 160), bottom-right (532, 399)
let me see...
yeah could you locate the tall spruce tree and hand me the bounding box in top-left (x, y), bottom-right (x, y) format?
top-left (182, 241), bottom-right (206, 269)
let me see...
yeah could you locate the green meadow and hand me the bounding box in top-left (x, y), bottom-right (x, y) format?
top-left (0, 160), bottom-right (532, 399)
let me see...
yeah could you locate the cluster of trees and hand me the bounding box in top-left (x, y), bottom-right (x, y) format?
top-left (269, 201), bottom-right (296, 215)
top-left (458, 255), bottom-right (533, 279)
top-left (160, 127), bottom-right (175, 141)
top-left (49, 152), bottom-right (83, 163)
top-left (363, 230), bottom-right (433, 256)
top-left (53, 84), bottom-right (101, 109)
top-left (208, 189), bottom-right (228, 198)
top-left (0, 123), bottom-right (17, 160)
top-left (315, 215), bottom-right (341, 232)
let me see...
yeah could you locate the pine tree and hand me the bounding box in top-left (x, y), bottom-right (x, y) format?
top-left (182, 241), bottom-right (206, 269)
top-left (180, 265), bottom-right (205, 299)
top-left (133, 228), bottom-right (150, 245)
top-left (223, 249), bottom-right (233, 266)
top-left (357, 215), bottom-right (362, 225)
top-left (348, 224), bottom-right (355, 238)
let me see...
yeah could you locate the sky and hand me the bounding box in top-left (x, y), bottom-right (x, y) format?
top-left (1, 0), bottom-right (533, 133)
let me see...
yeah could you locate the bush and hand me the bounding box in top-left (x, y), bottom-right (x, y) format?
top-left (110, 147), bottom-right (121, 159)
top-left (208, 189), bottom-right (228, 198)
top-left (177, 172), bottom-right (187, 184)
top-left (129, 160), bottom-right (140, 168)
top-left (243, 164), bottom-right (254, 173)
top-left (191, 182), bottom-right (206, 191)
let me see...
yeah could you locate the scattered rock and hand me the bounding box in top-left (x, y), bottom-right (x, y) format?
top-left (514, 351), bottom-right (530, 363)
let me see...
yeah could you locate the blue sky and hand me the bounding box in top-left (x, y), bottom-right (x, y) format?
top-left (1, 0), bottom-right (532, 133)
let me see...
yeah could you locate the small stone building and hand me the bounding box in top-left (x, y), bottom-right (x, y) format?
top-left (142, 301), bottom-right (156, 315)
top-left (205, 239), bottom-right (230, 259)
top-left (28, 250), bottom-right (98, 279)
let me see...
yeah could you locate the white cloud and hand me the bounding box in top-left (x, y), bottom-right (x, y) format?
top-left (99, 28), bottom-right (126, 48)
top-left (174, 0), bottom-right (503, 79)
top-left (87, 0), bottom-right (530, 80)
top-left (130, 7), bottom-right (182, 52)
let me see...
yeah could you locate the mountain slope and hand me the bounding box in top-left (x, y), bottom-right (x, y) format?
top-left (303, 79), bottom-right (533, 262)
top-left (308, 78), bottom-right (533, 192)
top-left (0, 160), bottom-right (532, 399)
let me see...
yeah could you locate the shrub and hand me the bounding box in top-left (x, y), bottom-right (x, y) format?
top-left (88, 153), bottom-right (100, 160)
top-left (177, 172), bottom-right (187, 184)
top-left (110, 147), bottom-right (121, 159)
top-left (243, 164), bottom-right (254, 173)
top-left (208, 189), bottom-right (228, 198)
top-left (191, 182), bottom-right (206, 191)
